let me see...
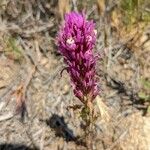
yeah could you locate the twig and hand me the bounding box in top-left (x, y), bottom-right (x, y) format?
top-left (34, 40), bottom-right (42, 63)
top-left (19, 37), bottom-right (49, 77)
top-left (106, 129), bottom-right (128, 150)
top-left (43, 65), bottom-right (64, 85)
top-left (96, 96), bottom-right (110, 122)
top-left (106, 29), bottom-right (113, 71)
top-left (25, 130), bottom-right (39, 150)
top-left (0, 21), bottom-right (54, 37)
top-left (14, 66), bottom-right (36, 116)
top-left (0, 72), bottom-right (22, 102)
top-left (40, 82), bottom-right (46, 150)
top-left (0, 102), bottom-right (5, 111)
top-left (72, 0), bottom-right (78, 12)
top-left (87, 5), bottom-right (97, 17)
top-left (40, 127), bottom-right (45, 150)
top-left (0, 112), bottom-right (14, 122)
top-left (23, 66), bottom-right (36, 97)
top-left (112, 48), bottom-right (123, 60)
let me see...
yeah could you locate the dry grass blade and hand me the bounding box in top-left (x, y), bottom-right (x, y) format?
top-left (0, 102), bottom-right (5, 111)
top-left (12, 66), bottom-right (36, 117)
top-left (0, 112), bottom-right (14, 122)
top-left (0, 22), bottom-right (54, 37)
top-left (106, 129), bottom-right (128, 150)
top-left (58, 0), bottom-right (70, 20)
top-left (97, 0), bottom-right (106, 16)
top-left (96, 96), bottom-right (110, 122)
top-left (13, 83), bottom-right (25, 113)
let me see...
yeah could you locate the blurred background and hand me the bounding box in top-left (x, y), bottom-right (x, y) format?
top-left (0, 0), bottom-right (150, 150)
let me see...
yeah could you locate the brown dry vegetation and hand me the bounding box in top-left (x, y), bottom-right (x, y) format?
top-left (0, 0), bottom-right (150, 150)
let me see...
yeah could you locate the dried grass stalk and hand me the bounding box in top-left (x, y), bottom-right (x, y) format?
top-left (97, 0), bottom-right (106, 16)
top-left (58, 0), bottom-right (70, 20)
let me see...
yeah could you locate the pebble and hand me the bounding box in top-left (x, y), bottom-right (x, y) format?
top-left (40, 57), bottom-right (48, 66)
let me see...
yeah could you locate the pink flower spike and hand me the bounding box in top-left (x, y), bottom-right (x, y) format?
top-left (57, 12), bottom-right (99, 103)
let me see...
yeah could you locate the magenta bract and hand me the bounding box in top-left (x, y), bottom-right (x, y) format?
top-left (57, 12), bottom-right (98, 103)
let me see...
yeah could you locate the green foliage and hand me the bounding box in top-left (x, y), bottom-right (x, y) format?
top-left (140, 78), bottom-right (150, 90)
top-left (120, 0), bottom-right (150, 25)
top-left (138, 78), bottom-right (150, 101)
top-left (138, 92), bottom-right (150, 101)
top-left (4, 36), bottom-right (23, 61)
top-left (147, 106), bottom-right (150, 113)
top-left (80, 106), bottom-right (90, 123)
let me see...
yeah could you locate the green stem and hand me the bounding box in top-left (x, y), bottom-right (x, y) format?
top-left (81, 102), bottom-right (94, 150)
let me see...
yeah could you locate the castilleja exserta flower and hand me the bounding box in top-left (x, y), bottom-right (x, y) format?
top-left (57, 12), bottom-right (98, 105)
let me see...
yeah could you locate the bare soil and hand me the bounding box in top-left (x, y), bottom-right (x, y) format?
top-left (0, 0), bottom-right (150, 150)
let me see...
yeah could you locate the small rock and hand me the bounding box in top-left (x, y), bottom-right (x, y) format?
top-left (140, 35), bottom-right (148, 44)
top-left (40, 57), bottom-right (48, 66)
top-left (62, 84), bottom-right (69, 95)
top-left (143, 41), bottom-right (150, 50)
